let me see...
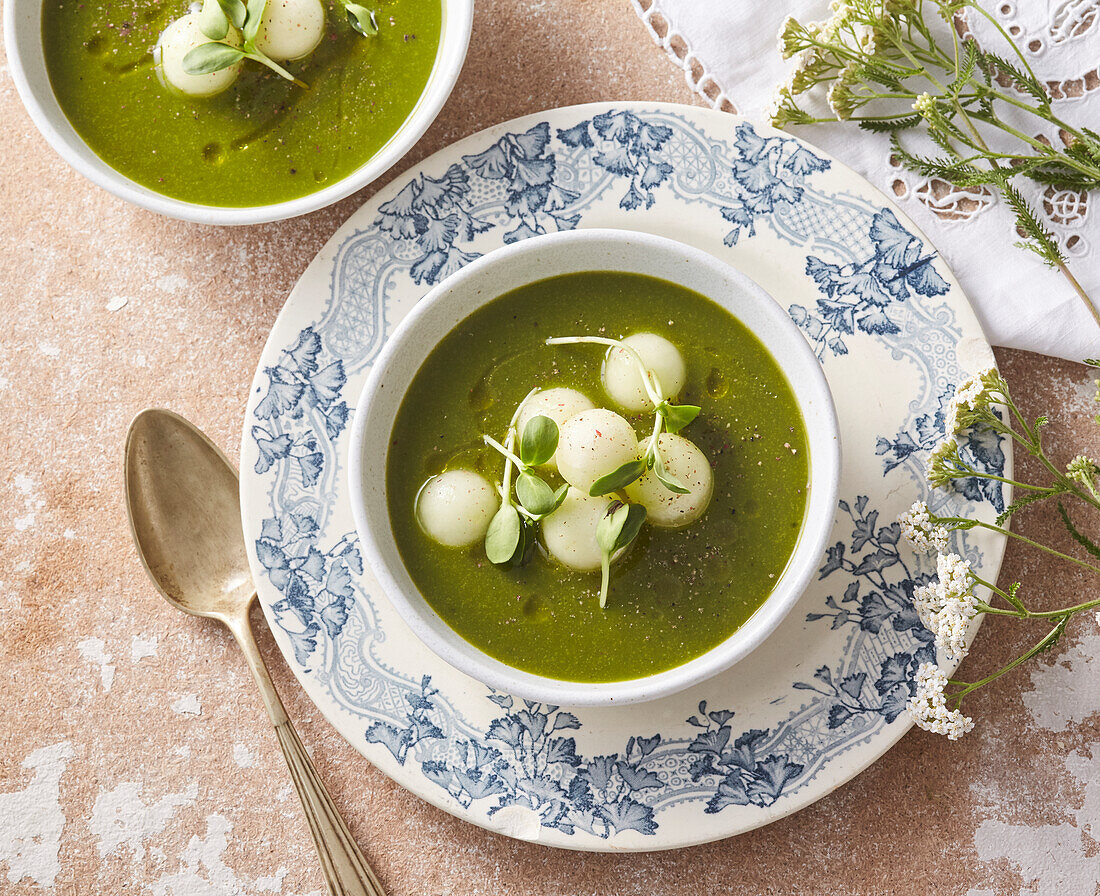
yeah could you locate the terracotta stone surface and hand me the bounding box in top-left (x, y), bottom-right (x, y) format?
top-left (3, 2), bottom-right (1100, 894)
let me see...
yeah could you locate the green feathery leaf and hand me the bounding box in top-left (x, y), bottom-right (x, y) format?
top-left (995, 487), bottom-right (1061, 526)
top-left (1000, 179), bottom-right (1065, 267)
top-left (858, 114), bottom-right (922, 133)
top-left (1022, 164), bottom-right (1100, 191)
top-left (951, 40), bottom-right (978, 94)
top-left (1057, 501), bottom-right (1100, 561)
top-left (981, 49), bottom-right (1049, 106)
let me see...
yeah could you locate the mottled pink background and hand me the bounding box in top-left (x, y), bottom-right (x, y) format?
top-left (3, 1), bottom-right (1100, 894)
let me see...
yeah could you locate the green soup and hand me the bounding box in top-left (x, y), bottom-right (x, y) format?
top-left (42, 0), bottom-right (441, 206)
top-left (386, 272), bottom-right (810, 682)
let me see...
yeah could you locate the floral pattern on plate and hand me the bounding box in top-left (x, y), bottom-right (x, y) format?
top-left (240, 103), bottom-right (1008, 850)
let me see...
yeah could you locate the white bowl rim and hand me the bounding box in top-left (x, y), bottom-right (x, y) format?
top-left (2, 0), bottom-right (473, 225)
top-left (349, 228), bottom-right (841, 707)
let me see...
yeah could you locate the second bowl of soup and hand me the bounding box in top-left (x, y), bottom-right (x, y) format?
top-left (5, 0), bottom-right (472, 223)
top-left (350, 229), bottom-right (840, 706)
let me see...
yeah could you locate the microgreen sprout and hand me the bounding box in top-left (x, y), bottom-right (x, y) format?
top-left (482, 391), bottom-right (570, 565)
top-left (484, 429), bottom-right (523, 564)
top-left (546, 336), bottom-right (700, 497)
top-left (596, 501), bottom-right (647, 608)
top-left (184, 0), bottom-right (308, 87)
top-left (341, 1), bottom-right (378, 36)
top-left (183, 0), bottom-right (377, 89)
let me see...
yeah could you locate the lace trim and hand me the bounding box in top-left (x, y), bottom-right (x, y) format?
top-left (631, 0), bottom-right (737, 113)
top-left (998, 0), bottom-right (1099, 53)
top-left (957, 7), bottom-right (1100, 98)
top-left (631, 0), bottom-right (1092, 254)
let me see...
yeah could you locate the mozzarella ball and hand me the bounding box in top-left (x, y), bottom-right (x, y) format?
top-left (625, 434), bottom-right (713, 528)
top-left (556, 409), bottom-right (640, 494)
top-left (156, 14), bottom-right (242, 98)
top-left (541, 492), bottom-right (613, 571)
top-left (416, 470), bottom-right (498, 548)
top-left (515, 388), bottom-right (596, 472)
top-left (254, 0), bottom-right (326, 62)
top-left (602, 333), bottom-right (687, 412)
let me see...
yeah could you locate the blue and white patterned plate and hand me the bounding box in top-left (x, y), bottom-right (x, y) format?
top-left (240, 103), bottom-right (1009, 851)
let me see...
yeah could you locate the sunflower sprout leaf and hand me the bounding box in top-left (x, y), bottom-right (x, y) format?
top-left (220, 0), bottom-right (247, 28)
top-left (519, 415), bottom-right (558, 467)
top-left (596, 501), bottom-right (647, 609)
top-left (652, 448), bottom-right (691, 495)
top-left (485, 505), bottom-right (521, 564)
top-left (658, 401), bottom-right (701, 434)
top-left (183, 42), bottom-right (245, 75)
top-left (516, 471), bottom-right (556, 516)
top-left (548, 483), bottom-right (570, 514)
top-left (243, 0), bottom-right (266, 44)
top-left (343, 2), bottom-right (378, 36)
top-left (590, 458), bottom-right (647, 497)
top-left (198, 0), bottom-right (230, 40)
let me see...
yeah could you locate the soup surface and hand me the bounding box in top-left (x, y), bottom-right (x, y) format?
top-left (386, 272), bottom-right (810, 682)
top-left (43, 0), bottom-right (441, 206)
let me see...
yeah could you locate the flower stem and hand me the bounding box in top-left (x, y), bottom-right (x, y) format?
top-left (1056, 258), bottom-right (1100, 331)
top-left (937, 517), bottom-right (1100, 574)
top-left (971, 573), bottom-right (1027, 613)
top-left (949, 617), bottom-right (1067, 701)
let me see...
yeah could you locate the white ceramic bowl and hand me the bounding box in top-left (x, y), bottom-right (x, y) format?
top-left (3, 0), bottom-right (472, 225)
top-left (349, 229), bottom-right (841, 706)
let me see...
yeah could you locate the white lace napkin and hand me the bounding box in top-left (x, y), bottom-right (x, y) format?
top-left (633, 0), bottom-right (1100, 361)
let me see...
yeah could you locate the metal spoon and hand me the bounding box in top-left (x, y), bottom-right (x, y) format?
top-left (125, 408), bottom-right (385, 896)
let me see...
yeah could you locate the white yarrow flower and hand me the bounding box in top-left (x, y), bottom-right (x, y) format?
top-left (912, 552), bottom-right (977, 661)
top-left (955, 374), bottom-right (987, 409)
top-left (777, 15), bottom-right (801, 58)
top-left (913, 91), bottom-right (936, 117)
top-left (1067, 454), bottom-right (1100, 490)
top-left (945, 368), bottom-right (994, 435)
top-left (786, 49), bottom-right (819, 94)
top-left (907, 662), bottom-right (974, 740)
top-left (826, 65), bottom-right (860, 120)
top-left (926, 437), bottom-right (960, 487)
top-left (898, 501), bottom-right (949, 554)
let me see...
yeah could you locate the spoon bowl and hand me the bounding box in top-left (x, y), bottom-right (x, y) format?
top-left (125, 408), bottom-right (253, 619)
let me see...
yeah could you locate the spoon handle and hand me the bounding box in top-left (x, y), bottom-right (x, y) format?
top-left (228, 610), bottom-right (386, 896)
top-left (274, 719), bottom-right (387, 896)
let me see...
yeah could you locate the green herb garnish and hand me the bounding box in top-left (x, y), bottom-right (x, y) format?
top-left (342, 2), bottom-right (378, 37)
top-left (596, 501), bottom-right (647, 608)
top-left (546, 335), bottom-right (698, 496)
top-left (183, 0), bottom-right (378, 88)
top-left (482, 421), bottom-right (565, 521)
top-left (516, 471), bottom-right (558, 516)
top-left (485, 503), bottom-right (522, 565)
top-left (473, 334), bottom-right (705, 608)
top-left (518, 413), bottom-right (559, 467)
top-left (198, 0), bottom-right (233, 39)
top-left (651, 446), bottom-right (690, 495)
top-left (589, 458), bottom-right (649, 497)
top-left (482, 393), bottom-right (570, 567)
